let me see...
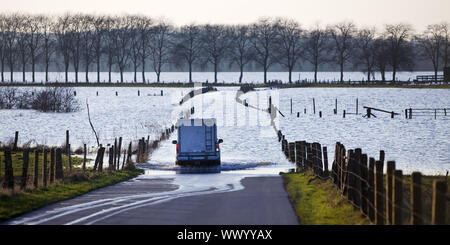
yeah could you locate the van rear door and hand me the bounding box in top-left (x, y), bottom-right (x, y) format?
top-left (179, 125), bottom-right (206, 153)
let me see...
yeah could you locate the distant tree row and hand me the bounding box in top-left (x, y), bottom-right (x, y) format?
top-left (0, 13), bottom-right (448, 83)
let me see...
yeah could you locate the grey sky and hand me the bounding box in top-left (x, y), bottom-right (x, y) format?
top-left (1, 0), bottom-right (449, 31)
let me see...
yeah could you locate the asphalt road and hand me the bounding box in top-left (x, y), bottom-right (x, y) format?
top-left (5, 176), bottom-right (299, 225)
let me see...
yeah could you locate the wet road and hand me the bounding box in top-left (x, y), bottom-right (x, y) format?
top-left (4, 175), bottom-right (298, 225)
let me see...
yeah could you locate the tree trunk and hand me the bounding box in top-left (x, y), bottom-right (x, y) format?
top-left (314, 63), bottom-right (318, 83)
top-left (263, 67), bottom-right (267, 83)
top-left (1, 62), bottom-right (4, 82)
top-left (214, 63), bottom-right (218, 83)
top-left (45, 63), bottom-right (49, 82)
top-left (239, 65), bottom-right (243, 83)
top-left (142, 58), bottom-right (146, 83)
top-left (32, 59), bottom-right (35, 83)
top-left (134, 64), bottom-right (137, 83)
top-left (392, 68), bottom-right (396, 83)
top-left (75, 66), bottom-right (78, 83)
top-left (97, 56), bottom-right (101, 83)
top-left (120, 68), bottom-right (124, 83)
top-left (22, 60), bottom-right (26, 82)
top-left (288, 67), bottom-right (292, 83)
top-left (340, 61), bottom-right (344, 83)
top-left (189, 63), bottom-right (192, 83)
top-left (65, 64), bottom-right (69, 83)
top-left (157, 72), bottom-right (160, 83)
top-left (108, 63), bottom-right (112, 83)
top-left (86, 63), bottom-right (89, 83)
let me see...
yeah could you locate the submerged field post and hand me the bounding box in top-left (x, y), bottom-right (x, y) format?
top-left (138, 90), bottom-right (140, 96)
top-left (356, 98), bottom-right (358, 115)
top-left (313, 98), bottom-right (316, 114)
top-left (335, 99), bottom-right (337, 114)
top-left (290, 98), bottom-right (292, 114)
top-left (304, 108), bottom-right (306, 114)
top-left (343, 110), bottom-right (346, 118)
top-left (409, 108), bottom-right (412, 119)
top-left (393, 170), bottom-right (403, 225)
top-left (432, 180), bottom-right (447, 225)
top-left (405, 109), bottom-right (408, 119)
top-left (386, 161), bottom-right (396, 225)
top-left (410, 172), bottom-right (423, 225)
top-left (319, 111), bottom-right (322, 118)
top-left (297, 112), bottom-right (299, 117)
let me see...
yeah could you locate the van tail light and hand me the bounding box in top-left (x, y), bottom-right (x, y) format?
top-left (216, 143), bottom-right (219, 152)
top-left (176, 144), bottom-right (179, 153)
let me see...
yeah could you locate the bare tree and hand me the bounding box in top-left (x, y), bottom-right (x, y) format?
top-left (250, 17), bottom-right (278, 83)
top-left (139, 17), bottom-right (152, 83)
top-left (40, 16), bottom-right (56, 83)
top-left (103, 16), bottom-right (117, 83)
top-left (80, 15), bottom-right (95, 83)
top-left (438, 22), bottom-right (449, 71)
top-left (68, 14), bottom-right (84, 83)
top-left (128, 15), bottom-right (143, 83)
top-left (172, 24), bottom-right (203, 83)
top-left (92, 15), bottom-right (106, 83)
top-left (199, 24), bottom-right (231, 83)
top-left (354, 27), bottom-right (377, 82)
top-left (303, 25), bottom-right (330, 83)
top-left (229, 25), bottom-right (253, 83)
top-left (328, 21), bottom-right (357, 83)
top-left (55, 14), bottom-right (72, 83)
top-left (0, 14), bottom-right (7, 82)
top-left (274, 18), bottom-right (304, 83)
top-left (16, 15), bottom-right (28, 82)
top-left (415, 24), bottom-right (448, 81)
top-left (149, 19), bottom-right (173, 83)
top-left (111, 16), bottom-right (132, 83)
top-left (373, 38), bottom-right (390, 82)
top-left (384, 23), bottom-right (415, 82)
top-left (27, 15), bottom-right (46, 83)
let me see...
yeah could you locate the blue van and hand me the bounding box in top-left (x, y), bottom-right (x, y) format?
top-left (172, 118), bottom-right (223, 166)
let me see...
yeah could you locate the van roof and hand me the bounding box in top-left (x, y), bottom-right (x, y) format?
top-left (177, 118), bottom-right (217, 127)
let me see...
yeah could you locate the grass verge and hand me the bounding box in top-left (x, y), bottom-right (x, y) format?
top-left (0, 167), bottom-right (144, 222)
top-left (281, 170), bottom-right (370, 225)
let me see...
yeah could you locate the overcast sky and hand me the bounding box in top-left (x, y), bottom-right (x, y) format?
top-left (1, 0), bottom-right (449, 31)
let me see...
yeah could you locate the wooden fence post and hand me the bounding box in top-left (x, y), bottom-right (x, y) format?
top-left (368, 157), bottom-right (375, 222)
top-left (50, 148), bottom-right (55, 184)
top-left (410, 172), bottom-right (423, 225)
top-left (21, 150), bottom-right (30, 189)
top-left (339, 145), bottom-right (346, 190)
top-left (98, 147), bottom-right (105, 172)
top-left (43, 149), bottom-right (48, 187)
top-left (323, 146), bottom-right (329, 176)
top-left (295, 141), bottom-right (301, 167)
top-left (113, 138), bottom-right (117, 169)
top-left (353, 148), bottom-right (362, 207)
top-left (375, 160), bottom-right (385, 225)
top-left (34, 150), bottom-right (39, 188)
top-left (13, 131), bottom-right (19, 151)
top-left (108, 147), bottom-right (114, 172)
top-left (4, 150), bottom-right (14, 189)
top-left (117, 137), bottom-right (122, 170)
top-left (393, 170), bottom-right (403, 225)
top-left (82, 144), bottom-right (87, 173)
top-left (55, 148), bottom-right (64, 180)
top-left (360, 154), bottom-right (368, 215)
top-left (288, 142), bottom-right (295, 163)
top-left (432, 180), bottom-right (447, 225)
top-left (127, 141), bottom-right (132, 166)
top-left (386, 161), bottom-right (396, 225)
top-left (68, 144), bottom-right (72, 173)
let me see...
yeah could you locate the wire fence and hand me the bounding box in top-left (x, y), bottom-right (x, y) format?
top-left (278, 132), bottom-right (449, 225)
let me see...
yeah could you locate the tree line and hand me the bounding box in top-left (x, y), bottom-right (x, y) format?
top-left (0, 13), bottom-right (449, 83)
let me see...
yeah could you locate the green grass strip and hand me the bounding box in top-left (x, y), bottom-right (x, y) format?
top-left (282, 171), bottom-right (370, 225)
top-left (0, 168), bottom-right (143, 222)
